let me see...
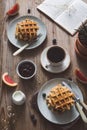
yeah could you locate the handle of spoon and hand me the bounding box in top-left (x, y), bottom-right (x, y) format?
top-left (13, 43), bottom-right (29, 56)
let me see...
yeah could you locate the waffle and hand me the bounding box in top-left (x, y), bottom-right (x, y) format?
top-left (15, 19), bottom-right (39, 41)
top-left (46, 84), bottom-right (75, 112)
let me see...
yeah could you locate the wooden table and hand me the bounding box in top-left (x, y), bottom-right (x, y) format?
top-left (0, 0), bottom-right (87, 130)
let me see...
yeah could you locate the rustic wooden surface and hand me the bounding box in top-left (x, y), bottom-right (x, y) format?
top-left (0, 0), bottom-right (87, 130)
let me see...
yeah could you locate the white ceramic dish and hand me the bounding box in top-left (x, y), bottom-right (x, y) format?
top-left (37, 78), bottom-right (83, 125)
top-left (40, 46), bottom-right (70, 73)
top-left (16, 60), bottom-right (37, 80)
top-left (7, 15), bottom-right (47, 49)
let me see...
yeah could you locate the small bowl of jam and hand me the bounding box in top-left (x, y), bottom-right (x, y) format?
top-left (16, 60), bottom-right (37, 79)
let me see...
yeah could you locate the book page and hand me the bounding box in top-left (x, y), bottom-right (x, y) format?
top-left (37, 0), bottom-right (74, 20)
top-left (55, 0), bottom-right (87, 35)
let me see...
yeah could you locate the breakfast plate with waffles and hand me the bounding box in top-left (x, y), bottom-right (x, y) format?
top-left (37, 78), bottom-right (83, 125)
top-left (7, 15), bottom-right (47, 50)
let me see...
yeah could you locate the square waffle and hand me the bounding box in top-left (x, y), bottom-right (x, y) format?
top-left (46, 84), bottom-right (75, 112)
top-left (15, 19), bottom-right (39, 41)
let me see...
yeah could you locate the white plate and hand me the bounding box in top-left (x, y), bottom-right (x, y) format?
top-left (37, 78), bottom-right (83, 125)
top-left (7, 15), bottom-right (47, 49)
top-left (40, 46), bottom-right (70, 73)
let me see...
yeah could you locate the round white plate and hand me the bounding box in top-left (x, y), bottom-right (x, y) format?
top-left (40, 46), bottom-right (70, 73)
top-left (37, 78), bottom-right (83, 125)
top-left (7, 15), bottom-right (47, 50)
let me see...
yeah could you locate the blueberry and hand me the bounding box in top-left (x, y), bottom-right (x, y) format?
top-left (52, 39), bottom-right (57, 45)
top-left (42, 93), bottom-right (46, 98)
top-left (30, 114), bottom-right (35, 120)
top-left (28, 9), bottom-right (31, 14)
top-left (30, 114), bottom-right (37, 125)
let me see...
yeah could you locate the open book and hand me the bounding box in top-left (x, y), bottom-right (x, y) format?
top-left (37, 0), bottom-right (87, 35)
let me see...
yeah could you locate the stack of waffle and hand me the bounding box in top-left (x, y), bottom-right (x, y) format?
top-left (15, 19), bottom-right (39, 41)
top-left (46, 84), bottom-right (75, 112)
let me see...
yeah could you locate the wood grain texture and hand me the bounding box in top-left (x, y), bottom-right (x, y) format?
top-left (0, 0), bottom-right (87, 130)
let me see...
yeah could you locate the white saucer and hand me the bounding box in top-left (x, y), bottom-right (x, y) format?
top-left (40, 46), bottom-right (70, 73)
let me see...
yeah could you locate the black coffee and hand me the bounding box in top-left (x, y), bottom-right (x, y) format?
top-left (18, 61), bottom-right (35, 77)
top-left (47, 47), bottom-right (65, 63)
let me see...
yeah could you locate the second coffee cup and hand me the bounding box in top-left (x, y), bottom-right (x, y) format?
top-left (47, 45), bottom-right (66, 67)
